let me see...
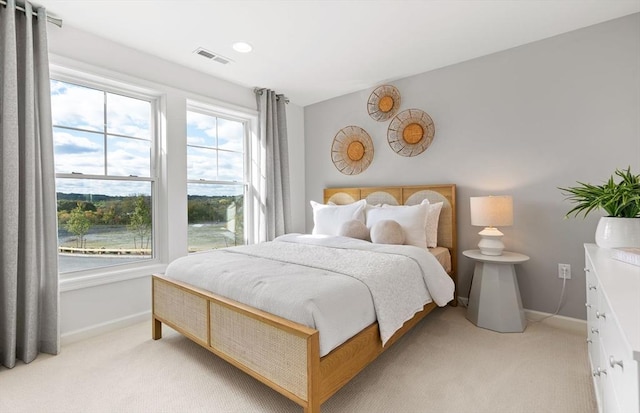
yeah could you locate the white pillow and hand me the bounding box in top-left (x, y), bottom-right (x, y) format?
top-left (426, 202), bottom-right (443, 248)
top-left (370, 220), bottom-right (405, 245)
top-left (311, 199), bottom-right (366, 236)
top-left (338, 219), bottom-right (369, 240)
top-left (366, 202), bottom-right (429, 248)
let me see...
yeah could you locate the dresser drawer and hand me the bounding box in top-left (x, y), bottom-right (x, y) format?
top-left (599, 300), bottom-right (640, 413)
top-left (594, 341), bottom-right (619, 413)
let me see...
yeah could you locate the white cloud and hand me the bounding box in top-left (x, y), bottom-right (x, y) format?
top-left (187, 147), bottom-right (217, 181)
top-left (187, 111), bottom-right (216, 147)
top-left (107, 93), bottom-right (150, 138)
top-left (186, 112), bottom-right (244, 182)
top-left (53, 130), bottom-right (103, 174)
top-left (54, 130), bottom-right (101, 152)
top-left (51, 80), bottom-right (104, 131)
top-left (218, 151), bottom-right (244, 181)
top-left (51, 80), bottom-right (151, 140)
top-left (218, 118), bottom-right (244, 152)
top-left (107, 140), bottom-right (150, 177)
top-left (187, 135), bottom-right (207, 146)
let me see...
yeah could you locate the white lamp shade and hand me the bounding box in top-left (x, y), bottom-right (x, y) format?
top-left (470, 196), bottom-right (513, 227)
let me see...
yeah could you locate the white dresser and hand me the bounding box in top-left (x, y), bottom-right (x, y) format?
top-left (585, 244), bottom-right (640, 413)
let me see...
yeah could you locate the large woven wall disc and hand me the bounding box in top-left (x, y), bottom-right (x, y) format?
top-left (367, 85), bottom-right (401, 122)
top-left (387, 109), bottom-right (435, 157)
top-left (331, 126), bottom-right (374, 175)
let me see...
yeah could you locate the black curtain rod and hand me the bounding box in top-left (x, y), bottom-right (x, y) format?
top-left (0, 0), bottom-right (63, 27)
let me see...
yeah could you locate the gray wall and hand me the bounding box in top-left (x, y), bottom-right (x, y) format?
top-left (304, 14), bottom-right (640, 319)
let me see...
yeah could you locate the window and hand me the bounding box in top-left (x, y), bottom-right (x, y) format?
top-left (186, 107), bottom-right (247, 252)
top-left (51, 79), bottom-right (157, 275)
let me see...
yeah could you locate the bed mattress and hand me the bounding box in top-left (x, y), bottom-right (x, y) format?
top-left (429, 246), bottom-right (452, 273)
top-left (164, 234), bottom-right (454, 356)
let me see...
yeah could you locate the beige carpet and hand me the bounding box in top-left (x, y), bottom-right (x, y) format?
top-left (0, 306), bottom-right (596, 413)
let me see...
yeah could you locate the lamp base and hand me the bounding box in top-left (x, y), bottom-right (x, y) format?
top-left (478, 227), bottom-right (505, 255)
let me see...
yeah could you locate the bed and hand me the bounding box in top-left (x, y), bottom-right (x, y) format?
top-left (152, 184), bottom-right (457, 413)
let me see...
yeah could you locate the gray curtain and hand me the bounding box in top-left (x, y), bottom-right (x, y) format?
top-left (0, 0), bottom-right (59, 368)
top-left (254, 89), bottom-right (291, 241)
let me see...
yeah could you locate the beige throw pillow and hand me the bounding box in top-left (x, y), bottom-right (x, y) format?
top-left (370, 220), bottom-right (405, 245)
top-left (338, 220), bottom-right (370, 240)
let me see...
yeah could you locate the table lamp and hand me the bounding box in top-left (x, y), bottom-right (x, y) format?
top-left (470, 195), bottom-right (513, 256)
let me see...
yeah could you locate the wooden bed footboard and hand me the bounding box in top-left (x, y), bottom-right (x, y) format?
top-left (152, 274), bottom-right (437, 413)
top-left (153, 275), bottom-right (321, 412)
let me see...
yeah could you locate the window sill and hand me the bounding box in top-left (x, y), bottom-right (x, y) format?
top-left (59, 262), bottom-right (167, 292)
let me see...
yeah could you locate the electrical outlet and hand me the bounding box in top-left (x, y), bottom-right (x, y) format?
top-left (558, 263), bottom-right (572, 279)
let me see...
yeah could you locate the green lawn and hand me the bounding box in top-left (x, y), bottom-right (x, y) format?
top-left (58, 222), bottom-right (241, 252)
top-left (187, 222), bottom-right (242, 252)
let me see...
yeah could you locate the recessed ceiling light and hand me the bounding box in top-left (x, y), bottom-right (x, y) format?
top-left (232, 42), bottom-right (253, 53)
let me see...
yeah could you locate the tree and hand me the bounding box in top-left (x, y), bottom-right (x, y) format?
top-left (66, 203), bottom-right (92, 248)
top-left (100, 205), bottom-right (117, 225)
top-left (129, 196), bottom-right (151, 250)
top-left (57, 199), bottom-right (96, 213)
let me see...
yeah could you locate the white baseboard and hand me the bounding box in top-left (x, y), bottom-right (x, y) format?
top-left (456, 296), bottom-right (586, 335)
top-left (457, 297), bottom-right (469, 307)
top-left (524, 309), bottom-right (586, 335)
top-left (61, 311), bottom-right (151, 346)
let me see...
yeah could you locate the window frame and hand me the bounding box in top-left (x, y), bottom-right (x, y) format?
top-left (186, 100), bottom-right (254, 249)
top-left (51, 67), bottom-right (164, 283)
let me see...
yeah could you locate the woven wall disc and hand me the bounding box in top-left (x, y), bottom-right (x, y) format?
top-left (403, 123), bottom-right (424, 144)
top-left (387, 109), bottom-right (435, 157)
top-left (378, 96), bottom-right (394, 113)
top-left (331, 126), bottom-right (374, 175)
top-left (347, 141), bottom-right (365, 161)
top-left (367, 85), bottom-right (401, 121)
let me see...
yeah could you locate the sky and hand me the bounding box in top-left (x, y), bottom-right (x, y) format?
top-left (51, 80), bottom-right (245, 198)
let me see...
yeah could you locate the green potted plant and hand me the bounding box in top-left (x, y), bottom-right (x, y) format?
top-left (559, 167), bottom-right (640, 248)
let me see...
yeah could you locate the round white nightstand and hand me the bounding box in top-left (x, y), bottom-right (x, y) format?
top-left (463, 249), bottom-right (530, 333)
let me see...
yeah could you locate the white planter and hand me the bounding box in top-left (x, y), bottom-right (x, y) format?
top-left (595, 217), bottom-right (640, 248)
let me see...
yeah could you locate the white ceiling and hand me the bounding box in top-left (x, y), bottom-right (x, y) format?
top-left (36, 0), bottom-right (640, 106)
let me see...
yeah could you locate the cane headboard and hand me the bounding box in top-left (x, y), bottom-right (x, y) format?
top-left (324, 184), bottom-right (457, 301)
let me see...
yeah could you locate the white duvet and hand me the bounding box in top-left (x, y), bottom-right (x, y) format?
top-left (164, 234), bottom-right (454, 356)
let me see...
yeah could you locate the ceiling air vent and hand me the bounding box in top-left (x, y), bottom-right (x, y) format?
top-left (194, 47), bottom-right (232, 65)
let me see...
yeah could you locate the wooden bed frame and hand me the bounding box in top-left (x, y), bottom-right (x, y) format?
top-left (152, 184), bottom-right (457, 413)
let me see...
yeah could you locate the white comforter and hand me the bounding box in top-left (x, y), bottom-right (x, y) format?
top-left (164, 234), bottom-right (454, 356)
